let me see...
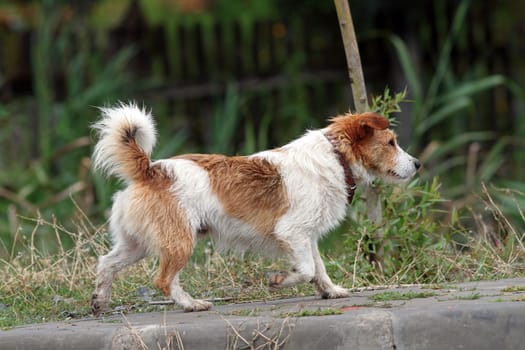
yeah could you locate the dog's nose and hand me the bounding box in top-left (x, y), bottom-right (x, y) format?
top-left (414, 159), bottom-right (422, 170)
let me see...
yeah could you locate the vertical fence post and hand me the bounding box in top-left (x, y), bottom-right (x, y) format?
top-left (333, 0), bottom-right (385, 270)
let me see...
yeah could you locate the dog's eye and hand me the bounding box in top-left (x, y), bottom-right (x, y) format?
top-left (389, 139), bottom-right (395, 147)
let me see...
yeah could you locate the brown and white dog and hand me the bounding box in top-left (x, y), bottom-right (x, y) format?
top-left (90, 103), bottom-right (420, 315)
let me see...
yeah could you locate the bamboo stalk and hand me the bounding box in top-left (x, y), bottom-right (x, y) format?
top-left (333, 0), bottom-right (385, 269)
top-left (333, 0), bottom-right (368, 113)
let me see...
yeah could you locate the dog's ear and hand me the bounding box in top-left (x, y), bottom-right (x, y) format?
top-left (328, 112), bottom-right (389, 143)
top-left (359, 112), bottom-right (389, 130)
top-left (353, 112), bottom-right (389, 141)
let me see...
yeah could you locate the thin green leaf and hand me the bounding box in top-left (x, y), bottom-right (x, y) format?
top-left (436, 75), bottom-right (506, 104)
top-left (416, 97), bottom-right (472, 135)
top-left (426, 0), bottom-right (471, 105)
top-left (211, 84), bottom-right (240, 154)
top-left (421, 155), bottom-right (465, 180)
top-left (387, 34), bottom-right (422, 102)
top-left (155, 131), bottom-right (187, 159)
top-left (478, 138), bottom-right (509, 182)
top-left (243, 119), bottom-right (257, 155)
top-left (424, 131), bottom-right (495, 163)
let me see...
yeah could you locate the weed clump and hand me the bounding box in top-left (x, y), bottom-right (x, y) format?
top-left (369, 291), bottom-right (437, 302)
top-left (1, 182), bottom-right (524, 328)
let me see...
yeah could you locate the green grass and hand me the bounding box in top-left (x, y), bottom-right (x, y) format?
top-left (512, 295), bottom-right (525, 302)
top-left (0, 285), bottom-right (91, 328)
top-left (0, 214), bottom-right (316, 329)
top-left (280, 307), bottom-right (343, 318)
top-left (222, 308), bottom-right (262, 317)
top-left (501, 286), bottom-right (525, 293)
top-left (1, 0), bottom-right (525, 330)
top-left (455, 292), bottom-right (481, 300)
top-left (368, 291), bottom-right (437, 302)
top-left (2, 173), bottom-right (525, 329)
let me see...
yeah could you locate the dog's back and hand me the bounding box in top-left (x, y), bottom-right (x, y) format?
top-left (90, 103), bottom-right (420, 316)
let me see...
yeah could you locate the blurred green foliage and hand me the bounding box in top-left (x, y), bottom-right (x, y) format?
top-left (0, 0), bottom-right (524, 256)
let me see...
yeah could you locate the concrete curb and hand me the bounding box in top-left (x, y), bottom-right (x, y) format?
top-left (2, 278), bottom-right (525, 350)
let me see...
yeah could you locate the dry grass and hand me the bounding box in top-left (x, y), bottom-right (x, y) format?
top-left (0, 206), bottom-right (313, 328)
top-left (1, 185), bottom-right (524, 329)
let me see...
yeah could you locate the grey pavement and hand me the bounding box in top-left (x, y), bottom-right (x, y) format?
top-left (2, 278), bottom-right (525, 350)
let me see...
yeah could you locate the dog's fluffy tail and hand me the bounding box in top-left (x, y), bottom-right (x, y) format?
top-left (92, 103), bottom-right (157, 184)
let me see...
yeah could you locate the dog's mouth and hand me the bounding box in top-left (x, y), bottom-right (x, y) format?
top-left (387, 169), bottom-right (411, 181)
top-left (388, 169), bottom-right (403, 178)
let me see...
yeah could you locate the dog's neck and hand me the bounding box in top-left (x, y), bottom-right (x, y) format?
top-left (324, 135), bottom-right (356, 204)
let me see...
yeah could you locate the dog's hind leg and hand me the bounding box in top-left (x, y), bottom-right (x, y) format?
top-left (154, 235), bottom-right (212, 312)
top-left (168, 273), bottom-right (212, 312)
top-left (91, 233), bottom-right (148, 315)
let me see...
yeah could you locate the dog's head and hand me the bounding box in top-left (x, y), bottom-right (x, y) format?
top-left (326, 112), bottom-right (421, 184)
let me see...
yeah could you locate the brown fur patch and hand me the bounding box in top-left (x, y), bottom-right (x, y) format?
top-left (119, 137), bottom-right (168, 183)
top-left (177, 154), bottom-right (290, 236)
top-left (327, 112), bottom-right (389, 144)
top-left (326, 112), bottom-right (398, 177)
top-left (128, 166), bottom-right (194, 296)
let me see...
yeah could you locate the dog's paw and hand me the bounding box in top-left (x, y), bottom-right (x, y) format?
top-left (183, 299), bottom-right (212, 312)
top-left (320, 285), bottom-right (350, 299)
top-left (267, 271), bottom-right (289, 288)
top-left (90, 294), bottom-right (107, 316)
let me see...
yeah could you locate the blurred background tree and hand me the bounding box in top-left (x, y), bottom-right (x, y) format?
top-left (0, 0), bottom-right (524, 255)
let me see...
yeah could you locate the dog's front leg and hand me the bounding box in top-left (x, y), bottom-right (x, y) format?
top-left (311, 241), bottom-right (350, 298)
top-left (268, 240), bottom-right (316, 289)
